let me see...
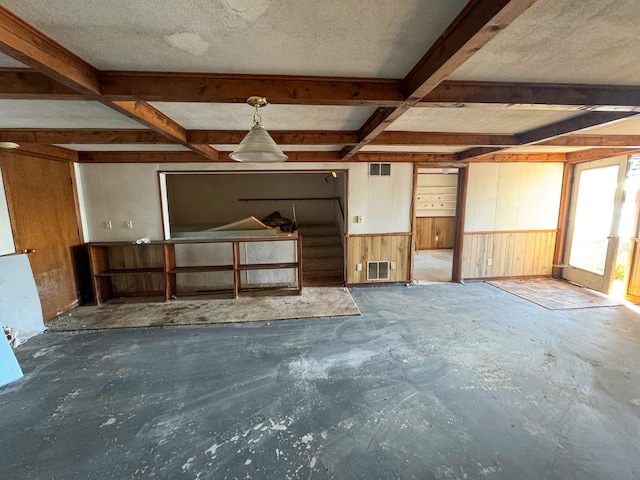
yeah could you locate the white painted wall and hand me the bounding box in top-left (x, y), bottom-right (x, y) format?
top-left (77, 161), bottom-right (414, 242)
top-left (0, 167), bottom-right (15, 255)
top-left (465, 163), bottom-right (564, 232)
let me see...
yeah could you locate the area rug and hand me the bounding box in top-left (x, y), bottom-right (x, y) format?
top-left (486, 277), bottom-right (623, 310)
top-left (48, 287), bottom-right (361, 331)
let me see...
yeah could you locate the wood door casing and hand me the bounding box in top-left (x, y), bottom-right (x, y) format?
top-left (1, 152), bottom-right (80, 320)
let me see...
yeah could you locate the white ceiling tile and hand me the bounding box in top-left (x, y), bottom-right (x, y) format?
top-left (151, 103), bottom-right (375, 130)
top-left (387, 108), bottom-right (581, 135)
top-left (0, 100), bottom-right (144, 129)
top-left (0, 0), bottom-right (468, 77)
top-left (56, 144), bottom-right (190, 151)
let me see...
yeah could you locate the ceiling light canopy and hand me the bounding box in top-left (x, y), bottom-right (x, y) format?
top-left (229, 97), bottom-right (288, 163)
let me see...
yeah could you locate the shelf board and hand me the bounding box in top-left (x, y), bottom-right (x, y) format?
top-left (238, 262), bottom-right (299, 271)
top-left (169, 265), bottom-right (234, 274)
top-left (96, 268), bottom-right (164, 276)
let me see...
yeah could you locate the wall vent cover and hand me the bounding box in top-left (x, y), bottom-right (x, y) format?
top-left (369, 163), bottom-right (391, 176)
top-left (367, 261), bottom-right (390, 281)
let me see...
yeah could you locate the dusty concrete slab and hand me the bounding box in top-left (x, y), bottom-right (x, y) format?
top-left (2, 283), bottom-right (640, 479)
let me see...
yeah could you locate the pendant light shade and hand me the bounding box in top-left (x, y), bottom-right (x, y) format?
top-left (229, 97), bottom-right (288, 163)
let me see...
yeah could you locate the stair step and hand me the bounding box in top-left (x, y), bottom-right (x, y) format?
top-left (302, 235), bottom-right (342, 247)
top-left (303, 256), bottom-right (343, 271)
top-left (297, 224), bottom-right (340, 237)
top-left (303, 245), bottom-right (343, 258)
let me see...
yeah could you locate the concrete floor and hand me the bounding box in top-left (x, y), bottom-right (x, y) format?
top-left (414, 250), bottom-right (453, 283)
top-left (2, 282), bottom-right (640, 480)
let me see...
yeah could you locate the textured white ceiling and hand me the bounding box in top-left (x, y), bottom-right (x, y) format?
top-left (56, 144), bottom-right (190, 151)
top-left (0, 0), bottom-right (468, 77)
top-left (450, 0), bottom-right (640, 85)
top-left (386, 108), bottom-right (581, 134)
top-left (0, 100), bottom-right (145, 129)
top-left (0, 52), bottom-right (25, 68)
top-left (577, 116), bottom-right (640, 135)
top-left (151, 103), bottom-right (376, 130)
top-left (501, 146), bottom-right (589, 154)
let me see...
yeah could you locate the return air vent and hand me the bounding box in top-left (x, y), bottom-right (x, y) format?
top-left (369, 163), bottom-right (391, 176)
top-left (367, 261), bottom-right (390, 281)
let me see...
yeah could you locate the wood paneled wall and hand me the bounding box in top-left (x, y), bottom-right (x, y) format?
top-left (347, 234), bottom-right (411, 284)
top-left (416, 217), bottom-right (456, 250)
top-left (462, 230), bottom-right (556, 279)
top-left (108, 244), bottom-right (165, 294)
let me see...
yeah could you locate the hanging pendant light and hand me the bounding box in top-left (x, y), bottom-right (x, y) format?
top-left (229, 96), bottom-right (288, 162)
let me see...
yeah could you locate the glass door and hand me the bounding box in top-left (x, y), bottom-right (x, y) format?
top-left (563, 156), bottom-right (628, 293)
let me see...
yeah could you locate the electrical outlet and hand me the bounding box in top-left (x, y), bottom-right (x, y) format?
top-left (390, 262), bottom-right (396, 270)
top-left (487, 258), bottom-right (492, 266)
top-left (103, 220), bottom-right (112, 230)
top-left (356, 263), bottom-right (362, 271)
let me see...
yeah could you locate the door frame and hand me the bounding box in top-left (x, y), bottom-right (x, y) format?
top-left (562, 156), bottom-right (628, 293)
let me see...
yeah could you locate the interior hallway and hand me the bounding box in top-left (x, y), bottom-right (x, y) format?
top-left (414, 249), bottom-right (453, 284)
top-left (2, 283), bottom-right (640, 479)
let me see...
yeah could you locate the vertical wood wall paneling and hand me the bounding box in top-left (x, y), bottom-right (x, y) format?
top-left (552, 163), bottom-right (575, 278)
top-left (0, 152), bottom-right (81, 320)
top-left (415, 217), bottom-right (456, 249)
top-left (462, 230), bottom-right (557, 279)
top-left (110, 244), bottom-right (165, 295)
top-left (346, 234), bottom-right (411, 284)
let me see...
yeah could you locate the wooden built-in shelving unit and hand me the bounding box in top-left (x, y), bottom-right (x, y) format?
top-left (87, 235), bottom-right (302, 305)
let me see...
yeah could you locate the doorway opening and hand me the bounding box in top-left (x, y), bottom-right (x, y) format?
top-left (563, 155), bottom-right (640, 299)
top-left (413, 167), bottom-right (458, 284)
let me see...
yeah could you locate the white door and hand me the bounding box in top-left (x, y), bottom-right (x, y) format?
top-left (563, 156), bottom-right (628, 293)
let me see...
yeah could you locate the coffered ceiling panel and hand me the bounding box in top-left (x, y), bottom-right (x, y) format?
top-left (0, 100), bottom-right (146, 129)
top-left (386, 108), bottom-right (581, 135)
top-left (450, 0), bottom-right (640, 85)
top-left (1, 0), bottom-right (468, 77)
top-left (150, 103), bottom-right (376, 130)
top-left (0, 52), bottom-right (25, 68)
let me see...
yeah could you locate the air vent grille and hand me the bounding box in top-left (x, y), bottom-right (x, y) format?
top-left (367, 261), bottom-right (390, 281)
top-left (369, 163), bottom-right (391, 176)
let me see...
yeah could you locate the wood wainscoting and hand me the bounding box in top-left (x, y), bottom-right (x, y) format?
top-left (347, 233), bottom-right (411, 284)
top-left (415, 217), bottom-right (456, 250)
top-left (462, 230), bottom-right (557, 279)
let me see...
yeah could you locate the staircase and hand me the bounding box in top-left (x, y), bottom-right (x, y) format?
top-left (297, 224), bottom-right (344, 287)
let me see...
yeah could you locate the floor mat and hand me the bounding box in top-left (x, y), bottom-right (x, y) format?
top-left (486, 277), bottom-right (623, 310)
top-left (48, 287), bottom-right (361, 331)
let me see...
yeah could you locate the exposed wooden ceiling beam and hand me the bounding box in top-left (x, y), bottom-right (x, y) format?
top-left (470, 152), bottom-right (567, 163)
top-left (108, 101), bottom-right (218, 161)
top-left (187, 130), bottom-right (360, 146)
top-left (0, 129), bottom-right (174, 144)
top-left (99, 72), bottom-right (404, 106)
top-left (0, 69), bottom-right (85, 99)
top-left (12, 143), bottom-right (78, 162)
top-left (540, 135), bottom-right (640, 147)
top-left (0, 7), bottom-right (218, 161)
top-left (0, 7), bottom-right (100, 95)
top-left (457, 111), bottom-right (639, 161)
top-left (420, 81), bottom-right (640, 111)
top-left (371, 132), bottom-right (517, 146)
top-left (342, 0), bottom-right (539, 159)
top-left (565, 148), bottom-right (640, 164)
